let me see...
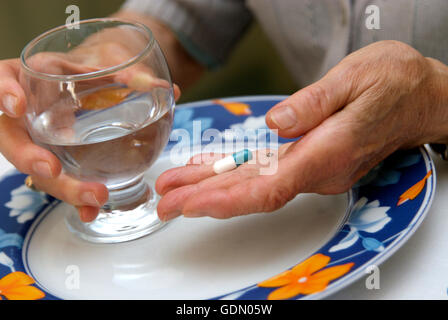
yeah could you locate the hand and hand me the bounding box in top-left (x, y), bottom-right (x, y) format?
top-left (156, 40), bottom-right (448, 220)
top-left (0, 58), bottom-right (107, 222)
top-left (0, 40), bottom-right (181, 223)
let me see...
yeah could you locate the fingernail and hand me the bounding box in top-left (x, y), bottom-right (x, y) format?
top-left (269, 106), bottom-right (297, 130)
top-left (79, 209), bottom-right (89, 222)
top-left (32, 161), bottom-right (53, 179)
top-left (81, 192), bottom-right (100, 207)
top-left (2, 94), bottom-right (18, 116)
top-left (78, 207), bottom-right (98, 223)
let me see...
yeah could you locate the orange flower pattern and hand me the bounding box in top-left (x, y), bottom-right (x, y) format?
top-left (258, 254), bottom-right (354, 300)
top-left (0, 271), bottom-right (45, 300)
top-left (212, 99), bottom-right (252, 116)
top-left (397, 170), bottom-right (432, 206)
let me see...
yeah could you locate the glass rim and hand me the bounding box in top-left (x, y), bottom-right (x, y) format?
top-left (20, 17), bottom-right (155, 82)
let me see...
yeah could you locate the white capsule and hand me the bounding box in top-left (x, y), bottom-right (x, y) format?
top-left (213, 156), bottom-right (237, 174)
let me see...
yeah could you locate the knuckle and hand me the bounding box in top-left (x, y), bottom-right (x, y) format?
top-left (300, 84), bottom-right (329, 119)
top-left (337, 40), bottom-right (428, 95)
top-left (0, 59), bottom-right (18, 77)
top-left (9, 158), bottom-right (30, 175)
top-left (380, 41), bottom-right (428, 88)
top-left (0, 75), bottom-right (17, 91)
top-left (0, 66), bottom-right (11, 80)
top-left (4, 153), bottom-right (32, 176)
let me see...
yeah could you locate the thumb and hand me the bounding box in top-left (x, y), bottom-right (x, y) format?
top-left (266, 70), bottom-right (353, 139)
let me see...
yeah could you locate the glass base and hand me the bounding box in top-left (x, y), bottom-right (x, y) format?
top-left (65, 178), bottom-right (167, 244)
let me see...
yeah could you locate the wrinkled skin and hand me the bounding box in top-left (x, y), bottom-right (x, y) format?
top-left (1, 39), bottom-right (448, 222)
top-left (155, 41), bottom-right (448, 220)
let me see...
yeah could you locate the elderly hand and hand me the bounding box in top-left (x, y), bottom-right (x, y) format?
top-left (156, 40), bottom-right (448, 220)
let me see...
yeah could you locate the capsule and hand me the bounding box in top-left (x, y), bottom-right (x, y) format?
top-left (213, 149), bottom-right (253, 174)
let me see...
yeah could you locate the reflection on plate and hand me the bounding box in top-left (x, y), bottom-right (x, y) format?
top-left (0, 96), bottom-right (435, 300)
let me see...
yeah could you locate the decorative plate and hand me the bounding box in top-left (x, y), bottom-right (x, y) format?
top-left (0, 96), bottom-right (435, 300)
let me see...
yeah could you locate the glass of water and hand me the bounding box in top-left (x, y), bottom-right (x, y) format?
top-left (20, 18), bottom-right (175, 243)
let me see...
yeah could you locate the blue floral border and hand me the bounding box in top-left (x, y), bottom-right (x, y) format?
top-left (0, 96), bottom-right (435, 300)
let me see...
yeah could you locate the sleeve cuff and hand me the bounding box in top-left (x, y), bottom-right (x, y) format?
top-left (122, 0), bottom-right (252, 69)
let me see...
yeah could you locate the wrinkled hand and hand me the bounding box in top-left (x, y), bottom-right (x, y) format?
top-left (156, 40), bottom-right (448, 221)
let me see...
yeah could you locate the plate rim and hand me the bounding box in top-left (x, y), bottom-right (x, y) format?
top-left (304, 145), bottom-right (436, 300)
top-left (0, 95), bottom-right (436, 300)
top-left (20, 163), bottom-right (354, 300)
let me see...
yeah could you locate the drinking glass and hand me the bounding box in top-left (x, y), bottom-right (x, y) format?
top-left (20, 18), bottom-right (175, 243)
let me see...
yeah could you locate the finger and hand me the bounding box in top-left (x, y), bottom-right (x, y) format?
top-left (157, 146), bottom-right (288, 197)
top-left (31, 173), bottom-right (108, 208)
top-left (117, 70), bottom-right (181, 101)
top-left (158, 172), bottom-right (250, 222)
top-left (155, 165), bottom-right (215, 196)
top-left (0, 60), bottom-right (26, 117)
top-left (295, 97), bottom-right (400, 194)
top-left (157, 163), bottom-right (258, 221)
top-left (182, 184), bottom-right (267, 219)
top-left (156, 149), bottom-right (261, 196)
top-left (155, 153), bottom-right (225, 195)
top-left (80, 40), bottom-right (181, 100)
top-left (102, 43), bottom-right (179, 100)
top-left (181, 149), bottom-right (300, 218)
top-left (77, 206), bottom-right (100, 223)
top-left (265, 66), bottom-right (354, 139)
top-left (157, 184), bottom-right (199, 221)
top-left (157, 149), bottom-right (284, 220)
top-left (23, 52), bottom-right (109, 111)
top-left (0, 115), bottom-right (62, 179)
top-left (173, 84), bottom-right (181, 102)
top-left (26, 52), bottom-right (100, 75)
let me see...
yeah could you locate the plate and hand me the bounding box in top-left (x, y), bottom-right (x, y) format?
top-left (0, 96), bottom-right (435, 300)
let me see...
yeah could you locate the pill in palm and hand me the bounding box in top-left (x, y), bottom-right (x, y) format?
top-left (213, 149), bottom-right (253, 174)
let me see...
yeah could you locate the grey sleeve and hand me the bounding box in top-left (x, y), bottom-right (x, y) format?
top-left (122, 0), bottom-right (253, 69)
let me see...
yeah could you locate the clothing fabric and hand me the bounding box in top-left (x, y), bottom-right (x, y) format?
top-left (123, 0), bottom-right (448, 87)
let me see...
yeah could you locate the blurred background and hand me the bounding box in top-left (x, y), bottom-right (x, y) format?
top-left (0, 0), bottom-right (297, 104)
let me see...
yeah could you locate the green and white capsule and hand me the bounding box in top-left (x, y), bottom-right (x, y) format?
top-left (213, 149), bottom-right (253, 174)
